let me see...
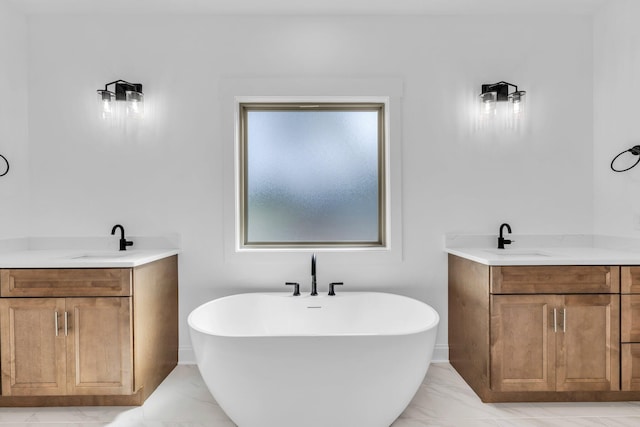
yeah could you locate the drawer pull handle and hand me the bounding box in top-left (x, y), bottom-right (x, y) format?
top-left (563, 308), bottom-right (566, 333)
top-left (54, 311), bottom-right (59, 337)
top-left (553, 308), bottom-right (557, 333)
top-left (64, 311), bottom-right (68, 336)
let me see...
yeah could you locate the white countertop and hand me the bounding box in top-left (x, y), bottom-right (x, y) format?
top-left (0, 249), bottom-right (179, 268)
top-left (446, 246), bottom-right (640, 266)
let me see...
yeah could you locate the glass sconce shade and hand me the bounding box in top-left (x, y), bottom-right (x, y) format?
top-left (507, 90), bottom-right (526, 129)
top-left (97, 90), bottom-right (115, 121)
top-left (97, 80), bottom-right (144, 122)
top-left (508, 90), bottom-right (526, 116)
top-left (479, 91), bottom-right (497, 117)
top-left (126, 90), bottom-right (144, 119)
top-left (479, 82), bottom-right (526, 130)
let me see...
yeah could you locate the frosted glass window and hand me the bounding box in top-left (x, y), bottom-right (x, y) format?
top-left (239, 103), bottom-right (385, 248)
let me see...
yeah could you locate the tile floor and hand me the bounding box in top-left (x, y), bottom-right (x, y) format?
top-left (2, 363), bottom-right (640, 426)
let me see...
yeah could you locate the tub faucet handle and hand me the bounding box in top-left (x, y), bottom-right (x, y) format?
top-left (328, 282), bottom-right (343, 296)
top-left (285, 282), bottom-right (300, 296)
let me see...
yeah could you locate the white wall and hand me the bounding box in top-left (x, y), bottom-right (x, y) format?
top-left (594, 0), bottom-right (640, 236)
top-left (24, 14), bottom-right (594, 359)
top-left (0, 1), bottom-right (29, 237)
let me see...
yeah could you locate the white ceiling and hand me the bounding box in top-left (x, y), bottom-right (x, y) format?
top-left (6, 0), bottom-right (611, 15)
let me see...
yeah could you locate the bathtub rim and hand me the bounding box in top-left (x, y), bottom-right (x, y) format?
top-left (187, 291), bottom-right (440, 338)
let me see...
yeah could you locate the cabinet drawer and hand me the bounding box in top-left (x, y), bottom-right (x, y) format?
top-left (0, 269), bottom-right (132, 297)
top-left (490, 266), bottom-right (619, 294)
top-left (622, 343), bottom-right (640, 391)
top-left (622, 267), bottom-right (640, 294)
top-left (622, 294), bottom-right (640, 343)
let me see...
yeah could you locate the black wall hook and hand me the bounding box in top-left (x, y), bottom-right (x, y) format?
top-left (0, 154), bottom-right (9, 177)
top-left (611, 145), bottom-right (640, 172)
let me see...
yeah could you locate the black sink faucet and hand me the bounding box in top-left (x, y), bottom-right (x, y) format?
top-left (498, 223), bottom-right (513, 249)
top-left (311, 253), bottom-right (318, 296)
top-left (111, 224), bottom-right (134, 251)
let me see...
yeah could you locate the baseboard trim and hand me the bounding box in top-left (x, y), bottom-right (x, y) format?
top-left (432, 344), bottom-right (449, 363)
top-left (178, 346), bottom-right (196, 365)
top-left (179, 344), bottom-right (449, 365)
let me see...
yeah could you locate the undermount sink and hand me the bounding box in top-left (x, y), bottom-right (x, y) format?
top-left (71, 252), bottom-right (131, 259)
top-left (482, 249), bottom-right (551, 257)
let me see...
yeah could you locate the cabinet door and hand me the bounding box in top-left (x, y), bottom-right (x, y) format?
top-left (490, 295), bottom-right (559, 392)
top-left (622, 267), bottom-right (640, 294)
top-left (622, 294), bottom-right (640, 342)
top-left (622, 344), bottom-right (640, 391)
top-left (556, 294), bottom-right (620, 391)
top-left (65, 297), bottom-right (133, 395)
top-left (0, 298), bottom-right (67, 396)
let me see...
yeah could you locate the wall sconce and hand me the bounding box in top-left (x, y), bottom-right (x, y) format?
top-left (97, 80), bottom-right (144, 121)
top-left (479, 81), bottom-right (526, 128)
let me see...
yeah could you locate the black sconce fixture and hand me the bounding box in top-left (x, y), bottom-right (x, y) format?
top-left (97, 80), bottom-right (144, 121)
top-left (479, 81), bottom-right (527, 124)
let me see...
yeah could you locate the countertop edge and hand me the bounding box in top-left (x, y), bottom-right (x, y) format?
top-left (445, 247), bottom-right (640, 266)
top-left (0, 249), bottom-right (179, 269)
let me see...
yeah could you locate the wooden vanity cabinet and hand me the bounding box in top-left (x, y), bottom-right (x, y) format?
top-left (449, 255), bottom-right (629, 402)
top-left (0, 297), bottom-right (131, 397)
top-left (491, 293), bottom-right (619, 393)
top-left (622, 266), bottom-right (640, 390)
top-left (0, 256), bottom-right (178, 406)
top-left (0, 298), bottom-right (68, 396)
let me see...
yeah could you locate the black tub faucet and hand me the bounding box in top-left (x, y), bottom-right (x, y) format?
top-left (328, 282), bottom-right (343, 296)
top-left (286, 282), bottom-right (300, 296)
top-left (111, 224), bottom-right (134, 251)
top-left (498, 223), bottom-right (513, 249)
top-left (311, 253), bottom-right (318, 296)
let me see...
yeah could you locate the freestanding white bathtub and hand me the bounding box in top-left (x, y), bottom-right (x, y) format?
top-left (188, 292), bottom-right (439, 427)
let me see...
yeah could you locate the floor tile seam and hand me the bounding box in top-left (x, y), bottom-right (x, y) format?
top-left (398, 414), bottom-right (637, 421)
top-left (491, 415), bottom-right (638, 420)
top-left (599, 416), bottom-right (640, 421)
top-left (398, 415), bottom-right (502, 421)
top-left (0, 423), bottom-right (109, 425)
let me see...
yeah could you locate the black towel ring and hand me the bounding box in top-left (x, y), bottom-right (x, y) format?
top-left (611, 145), bottom-right (640, 172)
top-left (0, 154), bottom-right (9, 177)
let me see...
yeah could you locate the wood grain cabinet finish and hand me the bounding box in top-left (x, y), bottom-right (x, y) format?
top-left (622, 267), bottom-right (640, 294)
top-left (490, 295), bottom-right (557, 392)
top-left (622, 344), bottom-right (640, 391)
top-left (491, 294), bottom-right (619, 393)
top-left (65, 297), bottom-right (132, 396)
top-left (0, 298), bottom-right (67, 396)
top-left (622, 294), bottom-right (640, 343)
top-left (621, 268), bottom-right (640, 391)
top-left (491, 266), bottom-right (619, 294)
top-left (0, 256), bottom-right (178, 406)
top-left (555, 294), bottom-right (619, 392)
top-left (0, 269), bottom-right (131, 297)
top-left (449, 255), bottom-right (630, 402)
top-left (0, 297), bottom-right (131, 396)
